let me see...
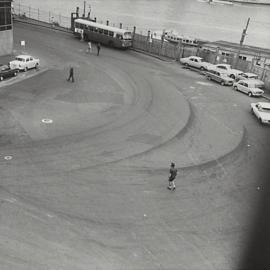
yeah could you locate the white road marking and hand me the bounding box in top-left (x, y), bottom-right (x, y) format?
top-left (42, 118), bottom-right (53, 124)
top-left (4, 156), bottom-right (13, 160)
top-left (47, 214), bottom-right (55, 218)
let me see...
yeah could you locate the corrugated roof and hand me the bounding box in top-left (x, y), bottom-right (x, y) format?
top-left (202, 40), bottom-right (270, 56)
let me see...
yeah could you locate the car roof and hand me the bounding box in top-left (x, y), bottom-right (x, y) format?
top-left (216, 64), bottom-right (230, 67)
top-left (244, 72), bottom-right (257, 76)
top-left (241, 79), bottom-right (264, 84)
top-left (238, 79), bottom-right (259, 84)
top-left (257, 102), bottom-right (270, 109)
top-left (16, 55), bottom-right (32, 58)
top-left (189, 56), bottom-right (202, 59)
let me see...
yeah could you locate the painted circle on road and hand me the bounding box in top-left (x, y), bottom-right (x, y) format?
top-left (4, 156), bottom-right (13, 160)
top-left (42, 118), bottom-right (53, 124)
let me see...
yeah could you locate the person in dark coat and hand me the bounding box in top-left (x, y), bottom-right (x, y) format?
top-left (167, 162), bottom-right (177, 191)
top-left (97, 43), bottom-right (101, 56)
top-left (67, 66), bottom-right (74, 82)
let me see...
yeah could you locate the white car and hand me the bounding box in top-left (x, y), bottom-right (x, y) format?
top-left (9, 55), bottom-right (40, 71)
top-left (233, 80), bottom-right (264, 97)
top-left (251, 102), bottom-right (270, 125)
top-left (180, 56), bottom-right (213, 71)
top-left (235, 72), bottom-right (264, 88)
top-left (212, 64), bottom-right (242, 79)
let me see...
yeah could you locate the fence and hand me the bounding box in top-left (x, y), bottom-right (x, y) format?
top-left (13, 3), bottom-right (70, 28)
top-left (11, 3), bottom-right (270, 91)
top-left (132, 33), bottom-right (270, 91)
top-left (133, 34), bottom-right (199, 61)
top-left (12, 3), bottom-right (140, 33)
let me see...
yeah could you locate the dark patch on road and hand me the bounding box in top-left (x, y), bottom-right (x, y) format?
top-left (55, 89), bottom-right (124, 105)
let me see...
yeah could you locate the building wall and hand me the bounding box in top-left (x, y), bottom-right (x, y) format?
top-left (0, 0), bottom-right (13, 56)
top-left (0, 29), bottom-right (13, 55)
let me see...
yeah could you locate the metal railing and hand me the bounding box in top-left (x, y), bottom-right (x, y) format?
top-left (12, 3), bottom-right (70, 28)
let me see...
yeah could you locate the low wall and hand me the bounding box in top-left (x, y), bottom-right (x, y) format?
top-left (0, 30), bottom-right (13, 56)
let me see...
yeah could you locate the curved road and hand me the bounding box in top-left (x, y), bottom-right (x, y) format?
top-left (0, 22), bottom-right (270, 270)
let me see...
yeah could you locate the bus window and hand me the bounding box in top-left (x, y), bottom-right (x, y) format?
top-left (103, 29), bottom-right (108, 35)
top-left (109, 31), bottom-right (114, 37)
top-left (99, 28), bottom-right (103, 34)
top-left (89, 26), bottom-right (94, 31)
top-left (94, 27), bottom-right (98, 32)
top-left (123, 32), bottom-right (132, 40)
top-left (116, 34), bottom-right (123, 40)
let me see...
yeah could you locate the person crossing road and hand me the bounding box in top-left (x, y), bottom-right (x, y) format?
top-left (167, 162), bottom-right (177, 191)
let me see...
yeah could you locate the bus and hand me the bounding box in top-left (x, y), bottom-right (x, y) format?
top-left (73, 18), bottom-right (133, 49)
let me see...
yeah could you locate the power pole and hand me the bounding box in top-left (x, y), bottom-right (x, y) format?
top-left (83, 1), bottom-right (86, 17)
top-left (234, 17), bottom-right (250, 68)
top-left (240, 17), bottom-right (250, 46)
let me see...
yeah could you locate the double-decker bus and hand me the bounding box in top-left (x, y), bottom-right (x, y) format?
top-left (74, 18), bottom-right (133, 49)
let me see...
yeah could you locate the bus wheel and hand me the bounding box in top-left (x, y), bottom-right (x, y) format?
top-left (108, 41), bottom-right (114, 47)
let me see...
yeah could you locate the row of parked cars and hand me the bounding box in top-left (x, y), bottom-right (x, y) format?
top-left (0, 55), bottom-right (40, 82)
top-left (180, 56), bottom-right (270, 125)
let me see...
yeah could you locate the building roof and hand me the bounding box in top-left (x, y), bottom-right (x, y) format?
top-left (202, 40), bottom-right (270, 56)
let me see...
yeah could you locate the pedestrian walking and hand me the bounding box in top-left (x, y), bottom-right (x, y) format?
top-left (167, 162), bottom-right (177, 191)
top-left (67, 66), bottom-right (74, 82)
top-left (97, 42), bottom-right (101, 56)
top-left (80, 30), bottom-right (84, 41)
top-left (86, 41), bottom-right (92, 54)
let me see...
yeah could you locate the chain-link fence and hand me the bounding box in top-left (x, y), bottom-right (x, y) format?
top-left (12, 3), bottom-right (70, 28)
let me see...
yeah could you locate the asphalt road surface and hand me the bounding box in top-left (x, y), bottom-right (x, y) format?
top-left (0, 22), bottom-right (270, 270)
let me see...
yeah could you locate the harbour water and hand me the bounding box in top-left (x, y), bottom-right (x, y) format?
top-left (14, 0), bottom-right (270, 48)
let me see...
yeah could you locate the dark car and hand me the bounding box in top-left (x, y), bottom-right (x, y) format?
top-left (205, 69), bottom-right (234, 86)
top-left (0, 64), bottom-right (19, 81)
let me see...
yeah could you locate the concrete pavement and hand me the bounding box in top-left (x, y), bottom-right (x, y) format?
top-left (0, 21), bottom-right (264, 270)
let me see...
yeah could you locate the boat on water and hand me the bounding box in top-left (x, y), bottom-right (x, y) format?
top-left (151, 30), bottom-right (201, 46)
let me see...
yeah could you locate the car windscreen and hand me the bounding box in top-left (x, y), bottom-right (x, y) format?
top-left (0, 65), bottom-right (9, 71)
top-left (15, 57), bottom-right (25, 62)
top-left (261, 107), bottom-right (270, 112)
top-left (249, 75), bottom-right (258, 79)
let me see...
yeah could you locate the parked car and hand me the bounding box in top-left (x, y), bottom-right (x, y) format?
top-left (0, 64), bottom-right (19, 81)
top-left (211, 64), bottom-right (242, 79)
top-left (251, 102), bottom-right (270, 125)
top-left (9, 55), bottom-right (40, 71)
top-left (235, 72), bottom-right (264, 88)
top-left (180, 56), bottom-right (213, 71)
top-left (233, 79), bottom-right (264, 97)
top-left (205, 69), bottom-right (234, 86)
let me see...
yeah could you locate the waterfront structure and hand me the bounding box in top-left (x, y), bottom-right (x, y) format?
top-left (0, 0), bottom-right (13, 56)
top-left (201, 40), bottom-right (270, 69)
